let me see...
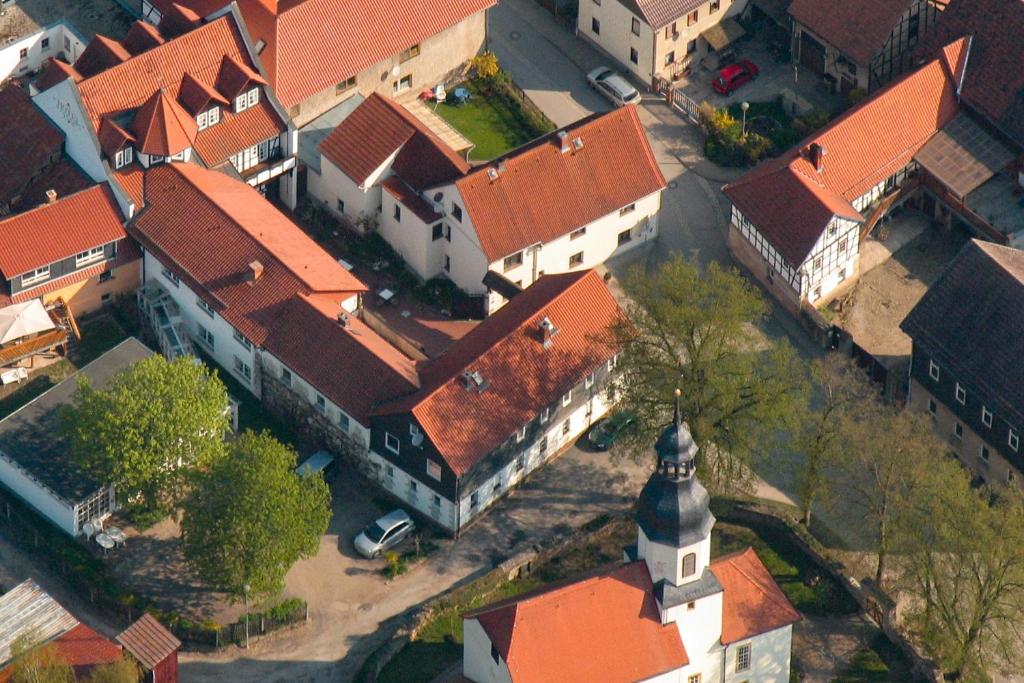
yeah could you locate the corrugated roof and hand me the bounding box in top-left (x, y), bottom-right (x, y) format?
top-left (465, 561), bottom-right (688, 682)
top-left (0, 86), bottom-right (64, 207)
top-left (456, 106), bottom-right (666, 262)
top-left (116, 614), bottom-right (180, 670)
top-left (789, 0), bottom-right (912, 65)
top-left (724, 41), bottom-right (964, 266)
top-left (0, 185), bottom-right (126, 278)
top-left (318, 93), bottom-right (468, 190)
top-left (376, 270), bottom-right (621, 475)
top-left (0, 581), bottom-right (78, 666)
top-left (711, 548), bottom-right (802, 644)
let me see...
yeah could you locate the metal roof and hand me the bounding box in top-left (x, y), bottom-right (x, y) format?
top-left (914, 112), bottom-right (1015, 199)
top-left (0, 579), bottom-right (78, 666)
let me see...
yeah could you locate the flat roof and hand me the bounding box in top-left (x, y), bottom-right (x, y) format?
top-left (915, 113), bottom-right (1015, 199)
top-left (0, 337), bottom-right (153, 504)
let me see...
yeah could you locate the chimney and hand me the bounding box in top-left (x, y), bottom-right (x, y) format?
top-left (247, 260), bottom-right (264, 282)
top-left (337, 312), bottom-right (350, 328)
top-left (45, 189), bottom-right (57, 204)
top-left (539, 316), bottom-right (559, 348)
top-left (808, 143), bottom-right (827, 173)
top-left (572, 136), bottom-right (584, 151)
top-left (557, 130), bottom-right (570, 153)
top-left (486, 167), bottom-right (499, 182)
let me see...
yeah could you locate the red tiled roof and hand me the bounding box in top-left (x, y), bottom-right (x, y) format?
top-left (192, 98), bottom-right (283, 166)
top-left (54, 624), bottom-right (122, 671)
top-left (229, 0), bottom-right (496, 109)
top-left (377, 270), bottom-right (621, 475)
top-left (383, 177), bottom-right (442, 223)
top-left (35, 58), bottom-right (83, 91)
top-left (711, 548), bottom-right (802, 644)
top-left (157, 3), bottom-right (203, 38)
top-left (914, 0), bottom-right (1024, 143)
top-left (116, 614), bottom-right (180, 670)
top-left (618, 0), bottom-right (704, 30)
top-left (724, 42), bottom-right (963, 266)
top-left (465, 562), bottom-right (688, 683)
top-left (0, 185), bottom-right (126, 278)
top-left (132, 90), bottom-right (199, 157)
top-left (98, 118), bottom-right (136, 159)
top-left (11, 240), bottom-right (141, 305)
top-left (131, 163), bottom-right (418, 423)
top-left (456, 106), bottom-right (666, 262)
top-left (216, 54), bottom-right (267, 100)
top-left (0, 86), bottom-right (64, 206)
top-left (789, 0), bottom-right (912, 65)
top-left (178, 72), bottom-right (229, 116)
top-left (74, 35), bottom-right (131, 78)
top-left (122, 20), bottom-right (166, 55)
top-left (319, 93), bottom-right (468, 189)
top-left (11, 159), bottom-right (94, 216)
top-left (113, 166), bottom-right (145, 208)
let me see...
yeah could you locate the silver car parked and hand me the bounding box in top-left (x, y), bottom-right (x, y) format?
top-left (587, 66), bottom-right (642, 107)
top-left (353, 509), bottom-right (415, 558)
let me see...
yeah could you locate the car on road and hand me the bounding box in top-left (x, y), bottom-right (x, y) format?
top-left (587, 412), bottom-right (635, 451)
top-left (587, 66), bottom-right (642, 106)
top-left (354, 510), bottom-right (415, 558)
top-left (712, 59), bottom-right (760, 95)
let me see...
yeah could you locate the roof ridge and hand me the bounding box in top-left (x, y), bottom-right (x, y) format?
top-left (0, 184), bottom-right (109, 227)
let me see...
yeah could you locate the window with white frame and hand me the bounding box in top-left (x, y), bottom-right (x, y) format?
top-left (982, 406), bottom-right (993, 428)
top-left (570, 227), bottom-right (586, 240)
top-left (233, 329), bottom-right (251, 350)
top-left (385, 432), bottom-right (400, 454)
top-left (585, 372), bottom-right (595, 389)
top-left (235, 87), bottom-right (260, 113)
top-left (197, 324), bottom-right (214, 349)
top-left (161, 266), bottom-right (180, 286)
top-left (516, 425), bottom-right (527, 442)
top-left (688, 674), bottom-right (701, 683)
top-left (22, 266), bottom-right (49, 286)
top-left (197, 107), bottom-right (221, 130)
top-left (540, 407), bottom-right (550, 424)
top-left (315, 393), bottom-right (326, 414)
top-left (562, 390), bottom-right (572, 406)
top-left (231, 145), bottom-right (259, 173)
top-left (927, 398), bottom-right (937, 416)
top-left (426, 460), bottom-right (441, 480)
top-left (955, 383), bottom-right (966, 404)
top-left (233, 356), bottom-right (252, 382)
top-left (75, 488), bottom-right (111, 532)
top-left (929, 360), bottom-right (940, 381)
top-left (736, 643), bottom-right (752, 671)
top-left (953, 421), bottom-right (963, 440)
top-left (197, 296), bottom-right (215, 318)
top-left (1010, 429), bottom-right (1019, 452)
top-left (76, 246), bottom-right (105, 267)
top-left (115, 146), bottom-right (133, 169)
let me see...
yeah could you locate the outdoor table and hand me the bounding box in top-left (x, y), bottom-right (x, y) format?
top-left (95, 533), bottom-right (114, 551)
top-left (106, 527), bottom-right (126, 546)
top-left (378, 288), bottom-right (396, 305)
top-left (453, 87), bottom-right (470, 104)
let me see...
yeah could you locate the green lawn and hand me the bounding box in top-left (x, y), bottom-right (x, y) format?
top-left (434, 81), bottom-right (553, 161)
top-left (834, 633), bottom-right (917, 682)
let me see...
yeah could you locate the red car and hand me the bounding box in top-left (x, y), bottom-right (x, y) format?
top-left (712, 60), bottom-right (760, 95)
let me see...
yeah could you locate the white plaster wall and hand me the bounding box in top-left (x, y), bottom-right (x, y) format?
top-left (143, 251), bottom-right (259, 396)
top-left (670, 591), bottom-right (726, 683)
top-left (578, 0), bottom-right (655, 81)
top-left (308, 151), bottom-right (396, 229)
top-left (725, 625), bottom-right (793, 683)
top-left (638, 526), bottom-right (712, 587)
top-left (366, 448), bottom-right (457, 528)
top-left (801, 215), bottom-right (860, 303)
top-left (463, 618), bottom-right (514, 683)
top-left (730, 205), bottom-right (801, 292)
top-left (0, 453), bottom-right (77, 536)
top-left (443, 194), bottom-right (492, 295)
top-left (652, 0), bottom-right (748, 78)
top-left (379, 191), bottom-right (436, 278)
top-left (2, 23), bottom-right (85, 82)
top-left (32, 79), bottom-right (106, 181)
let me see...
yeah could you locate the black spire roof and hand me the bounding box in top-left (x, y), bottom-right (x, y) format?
top-left (635, 390), bottom-right (715, 547)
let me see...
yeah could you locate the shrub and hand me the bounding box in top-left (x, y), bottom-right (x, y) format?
top-left (793, 109), bottom-right (831, 137)
top-left (470, 51), bottom-right (500, 81)
top-left (383, 551), bottom-right (408, 579)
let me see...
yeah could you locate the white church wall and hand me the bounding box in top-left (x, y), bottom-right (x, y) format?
top-left (725, 624), bottom-right (793, 683)
top-left (667, 590), bottom-right (724, 683)
top-left (638, 527), bottom-right (712, 587)
top-left (463, 618), bottom-right (513, 683)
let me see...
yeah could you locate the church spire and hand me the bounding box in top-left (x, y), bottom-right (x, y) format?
top-left (654, 389), bottom-right (698, 480)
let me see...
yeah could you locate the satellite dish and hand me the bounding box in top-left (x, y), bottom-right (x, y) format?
top-left (433, 192), bottom-right (443, 203)
top-left (391, 64), bottom-right (401, 77)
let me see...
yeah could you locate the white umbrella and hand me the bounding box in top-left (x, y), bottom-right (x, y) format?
top-left (0, 300), bottom-right (55, 344)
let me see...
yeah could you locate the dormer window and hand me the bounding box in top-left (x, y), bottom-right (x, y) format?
top-left (197, 107), bottom-right (220, 130)
top-left (114, 146), bottom-right (133, 169)
top-left (235, 87), bottom-right (259, 113)
top-left (75, 247), bottom-right (105, 268)
top-left (22, 266), bottom-right (50, 286)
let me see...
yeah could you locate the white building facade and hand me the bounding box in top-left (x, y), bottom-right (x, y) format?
top-left (0, 21), bottom-right (85, 83)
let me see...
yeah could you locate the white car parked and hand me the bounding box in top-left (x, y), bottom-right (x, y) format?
top-left (353, 509), bottom-right (416, 558)
top-left (587, 66), bottom-right (642, 106)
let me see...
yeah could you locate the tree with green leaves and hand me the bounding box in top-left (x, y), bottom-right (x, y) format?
top-left (83, 657), bottom-right (140, 683)
top-left (181, 431), bottom-right (331, 602)
top-left (794, 356), bottom-right (879, 527)
top-left (9, 630), bottom-right (74, 683)
top-left (62, 355), bottom-right (230, 515)
top-left (606, 255), bottom-right (810, 492)
top-left (899, 477), bottom-right (1024, 681)
top-left (470, 51), bottom-right (500, 81)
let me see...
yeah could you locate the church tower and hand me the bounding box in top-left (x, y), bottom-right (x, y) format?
top-left (634, 390), bottom-right (715, 590)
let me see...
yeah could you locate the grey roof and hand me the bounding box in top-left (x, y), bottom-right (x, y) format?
top-left (901, 240), bottom-right (1024, 427)
top-left (297, 94), bottom-right (365, 174)
top-left (0, 338), bottom-right (154, 504)
top-left (655, 567), bottom-right (724, 609)
top-left (914, 113), bottom-right (1015, 199)
top-left (635, 468), bottom-right (716, 546)
top-left (0, 579), bottom-right (78, 666)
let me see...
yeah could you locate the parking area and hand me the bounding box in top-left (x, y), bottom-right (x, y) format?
top-left (0, 0), bottom-right (133, 43)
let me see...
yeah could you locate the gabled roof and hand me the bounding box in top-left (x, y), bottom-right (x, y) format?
top-left (132, 90), bottom-right (199, 156)
top-left (116, 614), bottom-right (180, 670)
top-left (0, 86), bottom-right (64, 207)
top-left (35, 58), bottom-right (83, 92)
top-left (53, 624), bottom-right (123, 674)
top-left (901, 240), bottom-right (1024, 429)
top-left (178, 72), bottom-right (230, 116)
top-left (74, 35), bottom-right (131, 78)
top-left (913, 0), bottom-right (1024, 144)
top-left (215, 54), bottom-right (267, 100)
top-left (617, 0), bottom-right (704, 30)
top-left (710, 548), bottom-right (802, 644)
top-left (122, 20), bottom-right (166, 55)
top-left (0, 580), bottom-right (78, 666)
top-left (318, 93), bottom-right (468, 190)
top-left (98, 118), bottom-right (136, 159)
top-left (788, 0), bottom-right (913, 65)
top-left (724, 40), bottom-right (964, 266)
top-left (0, 185), bottom-right (126, 278)
top-left (157, 2), bottom-right (203, 38)
top-left (457, 106), bottom-right (666, 262)
top-left (376, 270), bottom-right (621, 475)
top-left (465, 562), bottom-right (688, 683)
top-left (216, 0), bottom-right (496, 109)
top-left (10, 159), bottom-right (94, 217)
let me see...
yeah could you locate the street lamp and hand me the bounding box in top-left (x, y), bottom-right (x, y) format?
top-left (243, 583), bottom-right (250, 649)
top-left (740, 101), bottom-right (750, 138)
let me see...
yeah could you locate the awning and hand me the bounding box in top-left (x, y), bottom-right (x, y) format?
top-left (915, 113), bottom-right (1015, 199)
top-left (702, 17), bottom-right (747, 52)
top-left (0, 300), bottom-right (55, 345)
